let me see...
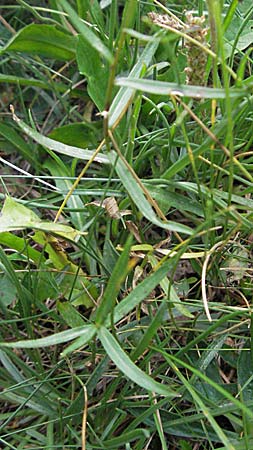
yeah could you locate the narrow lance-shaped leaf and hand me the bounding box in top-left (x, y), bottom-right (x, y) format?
top-left (0, 324), bottom-right (97, 349)
top-left (98, 326), bottom-right (180, 398)
top-left (0, 74), bottom-right (83, 97)
top-left (115, 77), bottom-right (250, 99)
top-left (11, 112), bottom-right (109, 164)
top-left (110, 258), bottom-right (179, 326)
top-left (65, 256), bottom-right (185, 355)
top-left (77, 35), bottom-right (109, 110)
top-left (0, 232), bottom-right (43, 265)
top-left (109, 151), bottom-right (193, 235)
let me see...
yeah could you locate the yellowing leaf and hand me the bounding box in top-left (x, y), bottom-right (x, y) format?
top-left (0, 197), bottom-right (84, 241)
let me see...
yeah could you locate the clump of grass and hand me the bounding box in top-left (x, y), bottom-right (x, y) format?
top-left (0, 1), bottom-right (253, 449)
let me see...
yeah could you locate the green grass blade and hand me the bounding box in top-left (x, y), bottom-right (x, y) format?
top-left (103, 429), bottom-right (150, 448)
top-left (162, 354), bottom-right (236, 449)
top-left (95, 237), bottom-right (133, 326)
top-left (0, 73), bottom-right (81, 96)
top-left (162, 96), bottom-right (251, 180)
top-left (159, 349), bottom-right (253, 421)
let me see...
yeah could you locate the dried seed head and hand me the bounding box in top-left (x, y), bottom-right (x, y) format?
top-left (148, 10), bottom-right (208, 86)
top-left (184, 12), bottom-right (208, 86)
top-left (148, 12), bottom-right (183, 31)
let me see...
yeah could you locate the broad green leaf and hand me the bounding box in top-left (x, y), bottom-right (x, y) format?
top-left (0, 324), bottom-right (97, 348)
top-left (0, 275), bottom-right (17, 307)
top-left (146, 183), bottom-right (204, 217)
top-left (60, 0), bottom-right (113, 63)
top-left (115, 77), bottom-right (250, 99)
top-left (95, 237), bottom-right (133, 325)
top-left (77, 35), bottom-right (102, 79)
top-left (225, 16), bottom-right (253, 57)
top-left (98, 326), bottom-right (179, 398)
top-left (57, 300), bottom-right (86, 328)
top-left (109, 151), bottom-right (193, 235)
top-left (77, 35), bottom-right (109, 110)
top-left (87, 77), bottom-right (109, 111)
top-left (0, 197), bottom-right (83, 241)
top-left (108, 36), bottom-right (161, 128)
top-left (1, 24), bottom-right (77, 60)
top-left (48, 122), bottom-right (101, 149)
top-left (12, 113), bottom-right (109, 164)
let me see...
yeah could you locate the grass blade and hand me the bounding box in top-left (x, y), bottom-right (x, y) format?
top-left (95, 237), bottom-right (133, 325)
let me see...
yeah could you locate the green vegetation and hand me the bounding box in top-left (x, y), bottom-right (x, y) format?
top-left (0, 1), bottom-right (253, 448)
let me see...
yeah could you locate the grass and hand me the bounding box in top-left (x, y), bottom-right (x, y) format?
top-left (0, 0), bottom-right (253, 448)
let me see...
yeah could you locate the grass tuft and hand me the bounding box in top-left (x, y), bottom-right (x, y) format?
top-left (0, 1), bottom-right (253, 449)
